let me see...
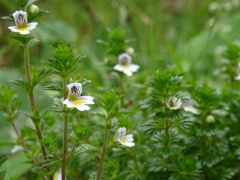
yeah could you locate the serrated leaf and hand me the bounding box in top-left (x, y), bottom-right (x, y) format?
top-left (1, 15), bottom-right (14, 22)
top-left (10, 78), bottom-right (30, 92)
top-left (53, 98), bottom-right (64, 112)
top-left (28, 38), bottom-right (40, 53)
top-left (44, 81), bottom-right (63, 92)
top-left (72, 144), bottom-right (96, 156)
top-left (25, 118), bottom-right (36, 132)
top-left (28, 10), bottom-right (50, 22)
top-left (32, 68), bottom-right (52, 87)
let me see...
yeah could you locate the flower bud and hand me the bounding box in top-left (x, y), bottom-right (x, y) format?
top-left (206, 115), bottom-right (215, 123)
top-left (126, 47), bottom-right (134, 55)
top-left (30, 4), bottom-right (39, 15)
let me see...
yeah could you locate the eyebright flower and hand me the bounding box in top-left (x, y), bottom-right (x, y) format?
top-left (63, 83), bottom-right (94, 111)
top-left (113, 127), bottom-right (135, 147)
top-left (166, 97), bottom-right (182, 110)
top-left (114, 53), bottom-right (140, 76)
top-left (182, 105), bottom-right (200, 114)
top-left (8, 10), bottom-right (38, 35)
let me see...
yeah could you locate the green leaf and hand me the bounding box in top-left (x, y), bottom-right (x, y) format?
top-left (28, 10), bottom-right (50, 22)
top-left (32, 68), bottom-right (52, 88)
top-left (53, 98), bottom-right (64, 113)
top-left (25, 118), bottom-right (36, 132)
top-left (44, 81), bottom-right (64, 92)
top-left (10, 77), bottom-right (30, 92)
top-left (28, 38), bottom-right (40, 53)
top-left (1, 15), bottom-right (14, 22)
top-left (72, 144), bottom-right (96, 157)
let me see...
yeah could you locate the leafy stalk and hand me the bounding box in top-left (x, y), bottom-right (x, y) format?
top-left (61, 78), bottom-right (69, 180)
top-left (23, 44), bottom-right (51, 180)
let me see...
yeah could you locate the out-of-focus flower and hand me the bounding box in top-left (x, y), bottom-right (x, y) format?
top-left (126, 47), bottom-right (134, 55)
top-left (30, 4), bottom-right (39, 14)
top-left (166, 97), bottom-right (182, 110)
top-left (113, 127), bottom-right (135, 147)
top-left (206, 115), bottom-right (215, 123)
top-left (63, 83), bottom-right (94, 111)
top-left (10, 145), bottom-right (23, 154)
top-left (234, 62), bottom-right (240, 80)
top-left (182, 105), bottom-right (200, 114)
top-left (53, 168), bottom-right (62, 180)
top-left (114, 53), bottom-right (139, 76)
top-left (8, 10), bottom-right (38, 35)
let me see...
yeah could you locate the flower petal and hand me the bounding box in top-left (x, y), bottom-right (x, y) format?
top-left (129, 64), bottom-right (140, 72)
top-left (75, 104), bottom-right (90, 111)
top-left (28, 22), bottom-right (38, 30)
top-left (114, 64), bottom-right (124, 72)
top-left (8, 26), bottom-right (19, 32)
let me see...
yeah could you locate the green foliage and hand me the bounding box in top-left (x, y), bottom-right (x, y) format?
top-left (42, 42), bottom-right (84, 78)
top-left (10, 77), bottom-right (30, 92)
top-left (28, 10), bottom-right (50, 22)
top-left (32, 68), bottom-right (52, 88)
top-left (0, 87), bottom-right (19, 123)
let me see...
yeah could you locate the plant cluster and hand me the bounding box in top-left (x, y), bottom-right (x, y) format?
top-left (0, 0), bottom-right (240, 180)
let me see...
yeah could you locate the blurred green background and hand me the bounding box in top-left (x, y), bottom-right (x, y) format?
top-left (0, 0), bottom-right (240, 179)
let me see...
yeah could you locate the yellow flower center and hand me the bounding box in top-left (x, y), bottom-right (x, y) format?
top-left (122, 65), bottom-right (129, 70)
top-left (121, 139), bottom-right (127, 144)
top-left (72, 100), bottom-right (84, 106)
top-left (18, 26), bottom-right (28, 32)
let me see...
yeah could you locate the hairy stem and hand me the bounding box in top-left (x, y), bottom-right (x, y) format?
top-left (12, 122), bottom-right (29, 152)
top-left (96, 129), bottom-right (109, 180)
top-left (62, 78), bottom-right (69, 180)
top-left (23, 45), bottom-right (51, 180)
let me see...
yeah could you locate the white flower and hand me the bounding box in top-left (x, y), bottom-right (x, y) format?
top-left (166, 97), bottom-right (182, 110)
top-left (63, 83), bottom-right (94, 111)
top-left (113, 127), bottom-right (135, 147)
top-left (10, 145), bottom-right (23, 154)
top-left (114, 53), bottom-right (139, 76)
top-left (8, 10), bottom-right (38, 35)
top-left (53, 168), bottom-right (62, 180)
top-left (182, 105), bottom-right (200, 114)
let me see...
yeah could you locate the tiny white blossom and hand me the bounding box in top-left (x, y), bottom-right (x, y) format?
top-left (182, 105), bottom-right (200, 114)
top-left (8, 10), bottom-right (38, 35)
top-left (114, 53), bottom-right (139, 76)
top-left (113, 127), bottom-right (135, 147)
top-left (166, 97), bottom-right (182, 110)
top-left (10, 145), bottom-right (23, 154)
top-left (63, 83), bottom-right (94, 111)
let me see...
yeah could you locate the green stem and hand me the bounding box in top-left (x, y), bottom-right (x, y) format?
top-left (62, 79), bottom-right (69, 180)
top-left (23, 45), bottom-right (51, 180)
top-left (12, 122), bottom-right (29, 152)
top-left (96, 128), bottom-right (109, 180)
top-left (119, 75), bottom-right (125, 107)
